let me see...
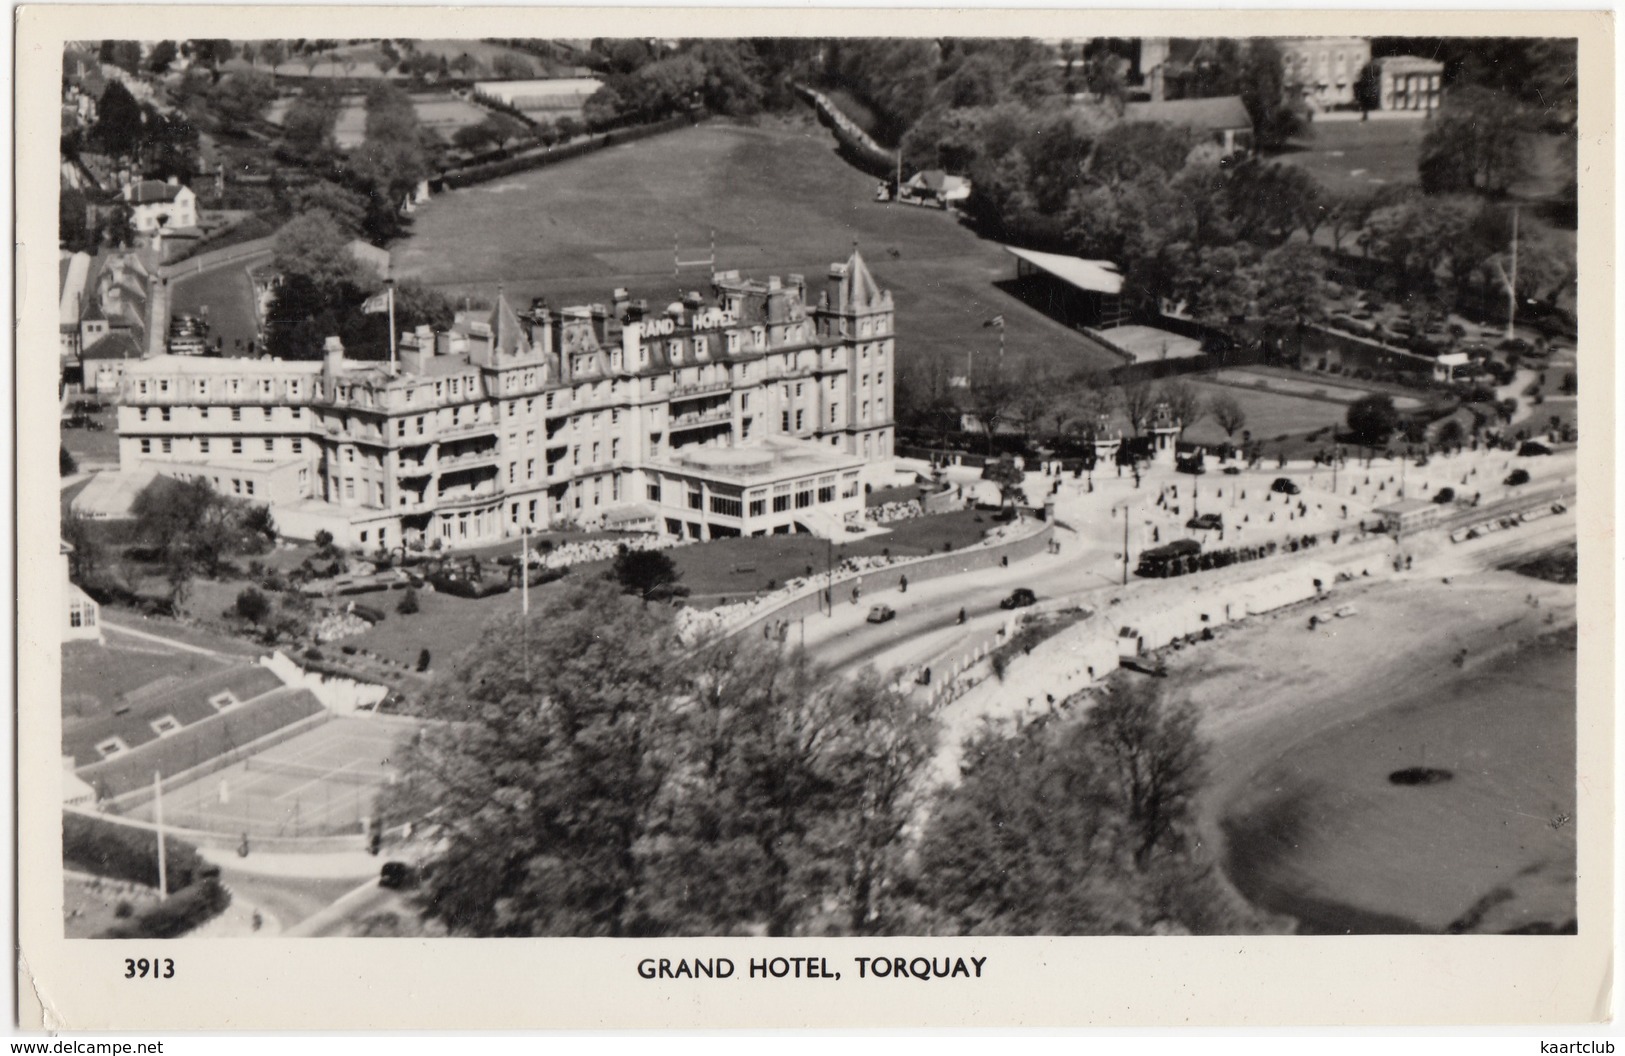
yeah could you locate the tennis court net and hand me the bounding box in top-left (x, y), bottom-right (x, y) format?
top-left (243, 756), bottom-right (392, 786)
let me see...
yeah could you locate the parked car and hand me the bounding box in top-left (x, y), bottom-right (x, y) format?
top-left (1504, 469), bottom-right (1531, 486)
top-left (378, 861), bottom-right (418, 889)
top-left (1433, 487), bottom-right (1456, 505)
top-left (999, 588), bottom-right (1037, 610)
top-left (1187, 513), bottom-right (1224, 531)
top-left (1518, 441), bottom-right (1552, 457)
top-left (1222, 466), bottom-right (1242, 476)
top-left (866, 604), bottom-right (896, 624)
top-left (1271, 478), bottom-right (1301, 495)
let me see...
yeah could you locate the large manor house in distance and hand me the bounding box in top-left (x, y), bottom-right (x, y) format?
top-left (115, 250), bottom-right (897, 549)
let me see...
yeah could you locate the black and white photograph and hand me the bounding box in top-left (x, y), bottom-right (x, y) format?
top-left (16, 5), bottom-right (1614, 1032)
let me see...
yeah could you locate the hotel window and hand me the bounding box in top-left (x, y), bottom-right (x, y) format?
top-left (159, 379), bottom-right (170, 394)
top-left (347, 448), bottom-right (356, 463)
top-left (229, 380), bottom-right (241, 396)
top-left (450, 379), bottom-right (460, 396)
top-left (435, 382), bottom-right (444, 398)
top-left (740, 393), bottom-right (749, 410)
top-left (648, 483), bottom-right (662, 502)
top-left (861, 401), bottom-right (869, 421)
top-left (417, 416), bottom-right (425, 434)
top-left (139, 439), bottom-right (151, 454)
top-left (545, 392), bottom-right (555, 410)
top-left (160, 408), bottom-right (171, 422)
top-left (526, 459), bottom-right (536, 480)
top-left (139, 408), bottom-right (149, 422)
top-left (232, 479), bottom-right (242, 494)
top-left (611, 408), bottom-right (620, 424)
top-left (592, 441), bottom-right (601, 462)
top-left (292, 439), bottom-right (303, 454)
top-left (261, 379), bottom-right (272, 396)
top-left (613, 477), bottom-right (621, 501)
top-left (199, 438), bottom-right (210, 454)
top-left (795, 487), bottom-right (813, 509)
top-left (710, 495), bottom-right (741, 518)
top-left (830, 403), bottom-right (839, 424)
top-left (161, 438), bottom-right (172, 454)
top-left (231, 439), bottom-right (243, 454)
top-left (452, 407), bottom-right (461, 426)
top-left (781, 411), bottom-right (790, 431)
top-left (291, 407), bottom-right (302, 419)
top-left (245, 481), bottom-right (255, 497)
top-left (509, 463), bottom-right (517, 483)
top-left (398, 420), bottom-right (407, 437)
top-left (572, 447), bottom-right (580, 466)
top-left (648, 377), bottom-right (658, 393)
top-left (817, 476), bottom-right (836, 504)
top-left (688, 487), bottom-right (703, 511)
top-left (877, 370), bottom-right (885, 387)
top-left (138, 381), bottom-right (149, 395)
top-left (748, 498), bottom-right (765, 517)
top-left (200, 407), bottom-right (209, 419)
top-left (232, 407), bottom-right (242, 422)
top-left (289, 380), bottom-right (300, 398)
top-left (795, 383), bottom-right (803, 397)
top-left (795, 410), bottom-right (804, 431)
top-left (345, 479), bottom-right (355, 499)
top-left (264, 438), bottom-right (274, 453)
top-left (150, 716), bottom-right (181, 738)
top-left (526, 429), bottom-right (536, 447)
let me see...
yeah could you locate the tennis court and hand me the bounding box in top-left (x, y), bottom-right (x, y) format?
top-left (130, 715), bottom-right (425, 840)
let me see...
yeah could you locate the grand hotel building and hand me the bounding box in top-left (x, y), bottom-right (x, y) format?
top-left (115, 250), bottom-right (897, 550)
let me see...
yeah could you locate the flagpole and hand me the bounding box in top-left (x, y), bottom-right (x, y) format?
top-left (521, 522), bottom-right (530, 617)
top-left (387, 278), bottom-right (397, 376)
top-left (153, 771), bottom-right (168, 901)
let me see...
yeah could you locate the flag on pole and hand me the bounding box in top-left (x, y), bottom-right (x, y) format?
top-left (361, 290), bottom-right (391, 314)
top-left (983, 314), bottom-right (1005, 328)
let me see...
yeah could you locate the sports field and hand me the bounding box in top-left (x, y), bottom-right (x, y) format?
top-left (396, 117), bottom-right (1125, 383)
top-left (1276, 118), bottom-right (1428, 195)
top-left (129, 715), bottom-right (425, 839)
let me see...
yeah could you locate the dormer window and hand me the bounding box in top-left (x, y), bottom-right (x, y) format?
top-left (150, 715), bottom-right (181, 737)
top-left (95, 737), bottom-right (128, 759)
top-left (209, 691), bottom-right (238, 711)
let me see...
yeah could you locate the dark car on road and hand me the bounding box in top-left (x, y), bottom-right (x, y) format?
top-left (866, 604), bottom-right (896, 624)
top-left (1504, 469), bottom-right (1531, 486)
top-left (1187, 513), bottom-right (1224, 531)
top-left (379, 861), bottom-right (419, 889)
top-left (999, 588), bottom-right (1037, 610)
top-left (1271, 478), bottom-right (1301, 495)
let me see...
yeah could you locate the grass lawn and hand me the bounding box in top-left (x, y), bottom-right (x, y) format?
top-left (1274, 118), bottom-right (1428, 195)
top-left (1180, 380), bottom-right (1348, 449)
top-left (65, 877), bottom-right (162, 940)
top-left (170, 256), bottom-right (266, 354)
top-left (396, 117), bottom-right (1125, 386)
top-left (61, 417), bottom-right (119, 466)
top-left (61, 639), bottom-right (229, 725)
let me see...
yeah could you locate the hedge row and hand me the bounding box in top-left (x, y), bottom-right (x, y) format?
top-left (437, 113), bottom-right (695, 190)
top-left (64, 812), bottom-right (208, 894)
top-left (99, 878), bottom-right (230, 939)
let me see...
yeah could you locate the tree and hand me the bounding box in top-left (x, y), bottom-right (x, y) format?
top-left (1118, 381), bottom-right (1160, 437)
top-left (147, 40), bottom-right (179, 74)
top-left (258, 40), bottom-right (288, 71)
top-left (981, 457), bottom-right (1026, 509)
top-left (1084, 680), bottom-right (1205, 870)
top-left (273, 209), bottom-right (365, 292)
top-left (492, 53), bottom-right (534, 80)
top-left (396, 587), bottom-right (420, 615)
top-left (235, 587), bottom-right (271, 624)
top-left (94, 81), bottom-right (145, 159)
top-left (610, 546), bottom-right (685, 604)
top-left (393, 582), bottom-right (687, 936)
top-left (106, 203), bottom-right (136, 249)
top-left (1254, 242), bottom-right (1328, 359)
top-left (62, 508), bottom-right (103, 585)
top-left (1418, 87), bottom-right (1529, 196)
top-left (280, 90), bottom-right (342, 160)
top-left (60, 186), bottom-right (91, 250)
top-left (1353, 61), bottom-right (1382, 116)
top-left (287, 182), bottom-right (368, 236)
top-left (209, 70), bottom-right (278, 129)
top-left (1346, 393), bottom-right (1400, 450)
top-left (1241, 38), bottom-right (1309, 150)
top-left (1208, 394), bottom-right (1248, 440)
top-left (966, 355), bottom-right (1017, 454)
top-left (1158, 380), bottom-right (1204, 438)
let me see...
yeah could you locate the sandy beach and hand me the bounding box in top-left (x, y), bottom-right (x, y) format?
top-left (1161, 567), bottom-right (1578, 934)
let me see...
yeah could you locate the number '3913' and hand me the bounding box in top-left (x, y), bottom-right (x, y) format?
top-left (124, 958), bottom-right (175, 979)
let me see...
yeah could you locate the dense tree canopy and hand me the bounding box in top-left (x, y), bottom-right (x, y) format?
top-left (384, 580), bottom-right (939, 937)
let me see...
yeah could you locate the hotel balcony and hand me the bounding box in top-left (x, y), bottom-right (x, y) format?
top-left (439, 415), bottom-right (500, 440)
top-left (669, 378), bottom-right (732, 400)
top-left (668, 407), bottom-right (735, 433)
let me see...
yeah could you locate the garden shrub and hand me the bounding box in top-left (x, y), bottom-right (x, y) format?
top-left (63, 813), bottom-right (207, 894)
top-left (98, 878), bottom-right (230, 939)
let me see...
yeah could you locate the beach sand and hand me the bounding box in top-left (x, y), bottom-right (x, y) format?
top-left (1161, 568), bottom-right (1577, 934)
